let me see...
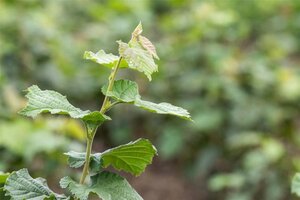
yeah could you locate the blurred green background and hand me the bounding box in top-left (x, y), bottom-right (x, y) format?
top-left (1, 0), bottom-right (300, 199)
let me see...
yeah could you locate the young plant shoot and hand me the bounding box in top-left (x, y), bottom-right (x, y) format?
top-left (3, 22), bottom-right (192, 200)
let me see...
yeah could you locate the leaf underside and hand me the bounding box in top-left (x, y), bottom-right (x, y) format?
top-left (19, 85), bottom-right (110, 126)
top-left (60, 171), bottom-right (143, 200)
top-left (4, 169), bottom-right (65, 200)
top-left (102, 79), bottom-right (192, 120)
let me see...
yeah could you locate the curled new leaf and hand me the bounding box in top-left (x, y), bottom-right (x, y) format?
top-left (60, 171), bottom-right (142, 200)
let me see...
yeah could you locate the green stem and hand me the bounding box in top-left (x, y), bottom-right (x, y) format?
top-left (79, 57), bottom-right (122, 185)
top-left (100, 57), bottom-right (123, 114)
top-left (79, 129), bottom-right (95, 184)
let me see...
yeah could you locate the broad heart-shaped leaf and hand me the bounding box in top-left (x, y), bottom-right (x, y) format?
top-left (101, 138), bottom-right (157, 176)
top-left (101, 79), bottom-right (192, 120)
top-left (19, 85), bottom-right (110, 126)
top-left (65, 139), bottom-right (157, 176)
top-left (60, 171), bottom-right (143, 200)
top-left (101, 79), bottom-right (140, 103)
top-left (4, 169), bottom-right (66, 200)
top-left (292, 173), bottom-right (300, 196)
top-left (118, 40), bottom-right (158, 81)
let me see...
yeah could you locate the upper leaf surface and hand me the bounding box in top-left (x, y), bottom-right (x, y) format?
top-left (0, 173), bottom-right (9, 184)
top-left (118, 40), bottom-right (158, 81)
top-left (60, 171), bottom-right (143, 200)
top-left (65, 138), bottom-right (157, 176)
top-left (101, 138), bottom-right (157, 176)
top-left (101, 79), bottom-right (139, 103)
top-left (4, 169), bottom-right (65, 200)
top-left (292, 173), bottom-right (300, 196)
top-left (101, 79), bottom-right (192, 120)
top-left (19, 85), bottom-right (109, 126)
top-left (83, 50), bottom-right (128, 69)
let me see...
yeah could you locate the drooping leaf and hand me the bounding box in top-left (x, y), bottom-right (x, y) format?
top-left (101, 138), bottom-right (157, 176)
top-left (101, 79), bottom-right (192, 120)
top-left (138, 35), bottom-right (159, 59)
top-left (4, 169), bottom-right (65, 200)
top-left (19, 85), bottom-right (110, 126)
top-left (101, 79), bottom-right (140, 103)
top-left (134, 99), bottom-right (192, 121)
top-left (118, 40), bottom-right (158, 81)
top-left (84, 50), bottom-right (119, 67)
top-left (292, 173), bottom-right (300, 196)
top-left (60, 171), bottom-right (143, 200)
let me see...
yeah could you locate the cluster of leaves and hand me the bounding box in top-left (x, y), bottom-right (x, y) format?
top-left (2, 0), bottom-right (300, 199)
top-left (2, 23), bottom-right (190, 200)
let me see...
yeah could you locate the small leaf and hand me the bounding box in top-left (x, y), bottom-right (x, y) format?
top-left (135, 99), bottom-right (192, 121)
top-left (19, 85), bottom-right (110, 126)
top-left (64, 151), bottom-right (86, 168)
top-left (138, 35), bottom-right (159, 59)
top-left (60, 171), bottom-right (143, 200)
top-left (131, 22), bottom-right (143, 38)
top-left (292, 173), bottom-right (300, 196)
top-left (84, 50), bottom-right (120, 67)
top-left (4, 169), bottom-right (65, 200)
top-left (118, 41), bottom-right (158, 81)
top-left (101, 79), bottom-right (140, 103)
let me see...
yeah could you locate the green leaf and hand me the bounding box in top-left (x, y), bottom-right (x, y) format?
top-left (60, 171), bottom-right (143, 200)
top-left (84, 50), bottom-right (119, 67)
top-left (19, 85), bottom-right (110, 126)
top-left (102, 79), bottom-right (140, 103)
top-left (101, 79), bottom-right (192, 120)
top-left (65, 138), bottom-right (157, 176)
top-left (292, 173), bottom-right (300, 196)
top-left (134, 99), bottom-right (192, 121)
top-left (118, 40), bottom-right (158, 81)
top-left (0, 172), bottom-right (9, 184)
top-left (101, 138), bottom-right (157, 176)
top-left (64, 151), bottom-right (86, 168)
top-left (4, 169), bottom-right (65, 200)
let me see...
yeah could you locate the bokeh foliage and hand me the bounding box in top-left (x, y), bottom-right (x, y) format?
top-left (1, 0), bottom-right (300, 199)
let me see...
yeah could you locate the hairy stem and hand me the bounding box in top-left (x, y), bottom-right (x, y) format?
top-left (100, 57), bottom-right (123, 113)
top-left (79, 129), bottom-right (95, 184)
top-left (79, 57), bottom-right (122, 185)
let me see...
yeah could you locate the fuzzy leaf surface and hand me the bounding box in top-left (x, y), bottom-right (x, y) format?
top-left (101, 138), bottom-right (157, 176)
top-left (118, 40), bottom-right (158, 81)
top-left (65, 138), bottom-right (156, 176)
top-left (84, 50), bottom-right (119, 67)
top-left (101, 79), bottom-right (139, 103)
top-left (60, 171), bottom-right (142, 200)
top-left (19, 85), bottom-right (109, 126)
top-left (4, 169), bottom-right (65, 200)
